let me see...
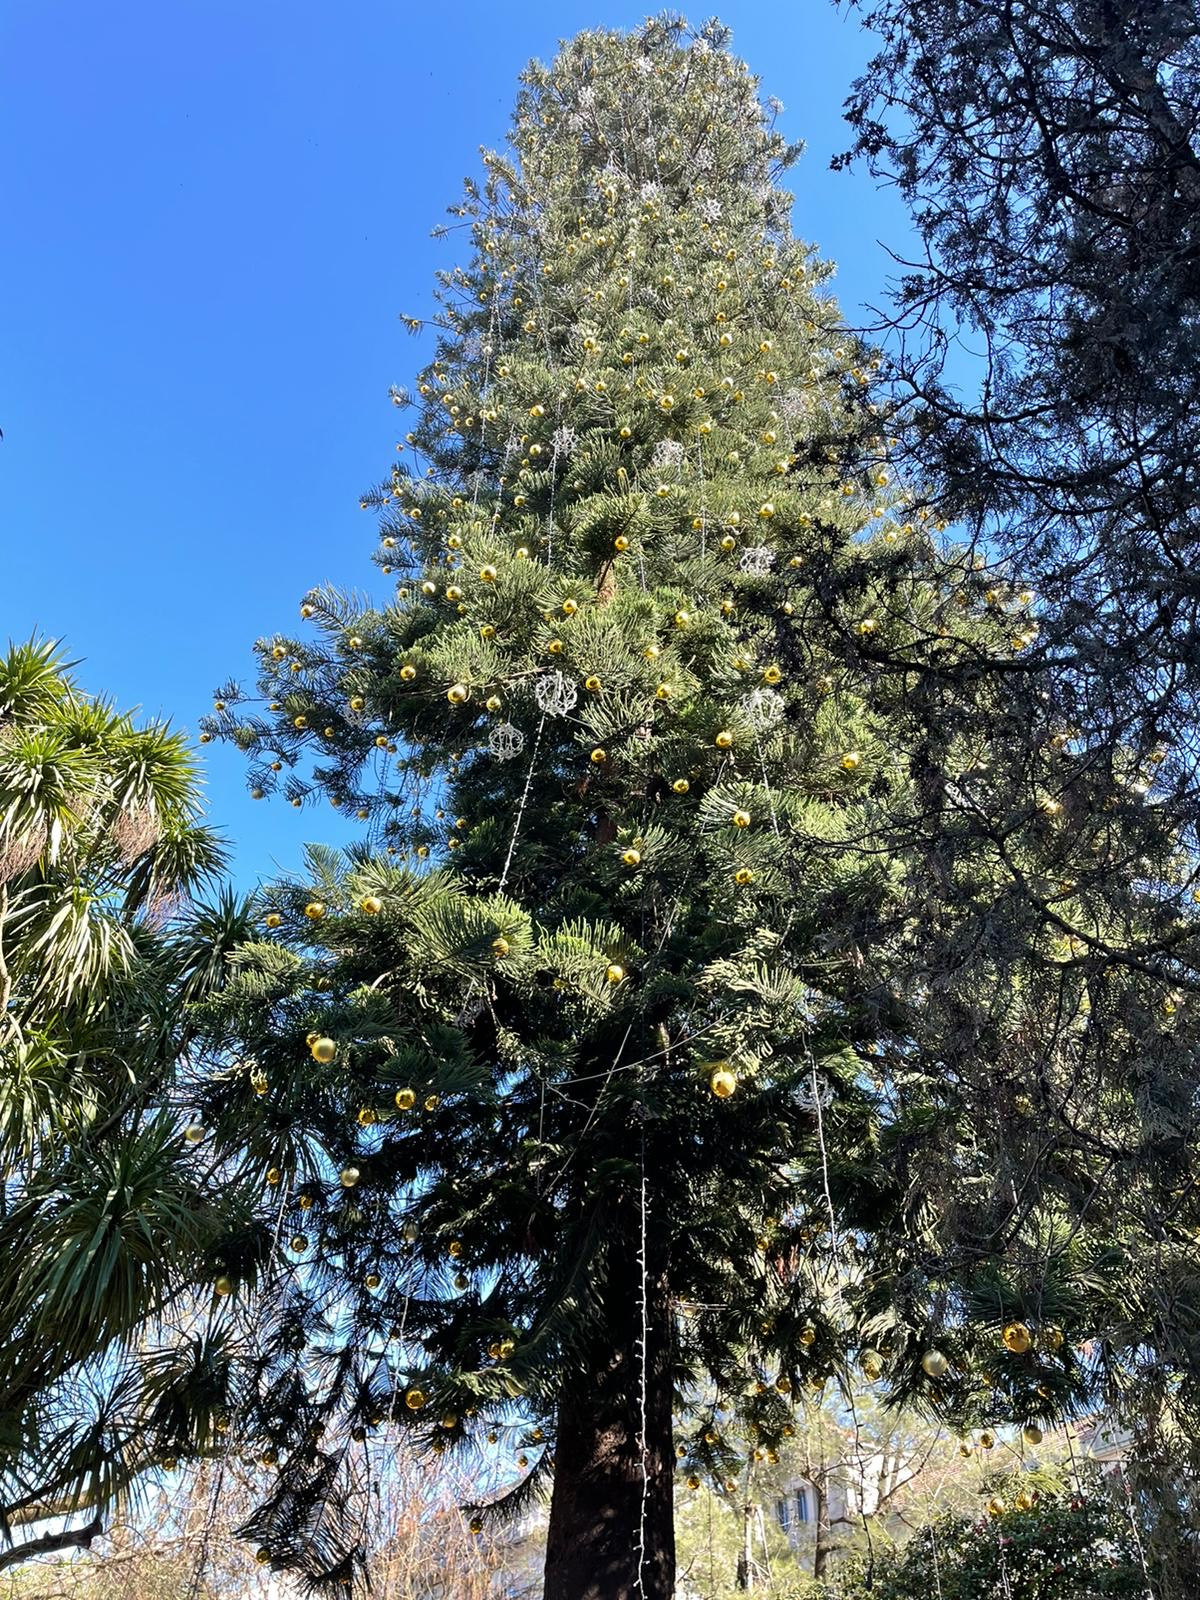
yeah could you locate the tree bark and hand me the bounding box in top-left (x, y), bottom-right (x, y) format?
top-left (813, 1479), bottom-right (833, 1582)
top-left (543, 1207), bottom-right (674, 1600)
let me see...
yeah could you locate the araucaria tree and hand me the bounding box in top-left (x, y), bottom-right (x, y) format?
top-left (199, 18), bottom-right (1200, 1600)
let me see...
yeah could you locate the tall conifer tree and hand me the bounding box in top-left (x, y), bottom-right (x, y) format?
top-left (198, 18), bottom-right (1200, 1597)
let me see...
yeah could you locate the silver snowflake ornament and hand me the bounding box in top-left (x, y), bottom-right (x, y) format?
top-left (738, 688), bottom-right (784, 731)
top-left (739, 545), bottom-right (777, 576)
top-left (534, 671), bottom-right (579, 718)
top-left (651, 439), bottom-right (685, 471)
top-left (794, 1073), bottom-right (835, 1114)
top-left (488, 722), bottom-right (526, 761)
top-left (551, 425), bottom-right (578, 459)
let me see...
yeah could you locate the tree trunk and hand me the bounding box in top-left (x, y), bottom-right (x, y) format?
top-left (813, 1479), bottom-right (833, 1582)
top-left (543, 1209), bottom-right (675, 1600)
top-left (735, 1496), bottom-right (754, 1590)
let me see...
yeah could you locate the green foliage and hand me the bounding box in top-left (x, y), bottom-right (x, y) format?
top-left (0, 640), bottom-right (255, 1566)
top-left (193, 14), bottom-right (1200, 1594)
top-left (833, 1489), bottom-right (1146, 1599)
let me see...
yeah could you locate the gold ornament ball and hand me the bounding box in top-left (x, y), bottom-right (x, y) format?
top-left (266, 1167), bottom-right (281, 1186)
top-left (400, 664), bottom-right (417, 681)
top-left (453, 1272), bottom-right (470, 1291)
top-left (265, 912), bottom-right (282, 928)
top-left (290, 1234), bottom-right (308, 1252)
top-left (310, 1037), bottom-right (338, 1065)
top-left (672, 778), bottom-right (690, 794)
top-left (492, 937), bottom-right (510, 957)
top-left (364, 1272), bottom-right (381, 1289)
top-left (339, 1165), bottom-right (360, 1188)
top-left (1040, 1323), bottom-right (1065, 1353)
top-left (622, 848), bottom-right (641, 867)
top-left (1002, 1321), bottom-right (1033, 1354)
top-left (184, 1123), bottom-right (205, 1143)
top-left (860, 1350), bottom-right (883, 1380)
top-left (395, 1087), bottom-right (417, 1110)
top-left (479, 565), bottom-right (497, 583)
top-left (304, 901), bottom-right (325, 921)
top-left (590, 748), bottom-right (607, 765)
top-left (840, 751), bottom-right (861, 772)
top-left (762, 665), bottom-right (782, 685)
top-left (584, 675), bottom-right (602, 692)
top-left (405, 1388), bottom-right (426, 1411)
top-left (256, 1548), bottom-right (272, 1566)
top-left (360, 895), bottom-right (383, 915)
top-left (214, 1276), bottom-right (234, 1297)
top-left (734, 868), bottom-right (754, 886)
top-left (921, 1349), bottom-right (949, 1379)
top-left (1023, 1424), bottom-right (1044, 1446)
top-left (686, 1474), bottom-right (701, 1490)
top-left (732, 809), bottom-right (751, 828)
top-left (709, 1064), bottom-right (737, 1099)
top-left (424, 1094), bottom-right (440, 1112)
top-left (447, 683), bottom-right (469, 705)
top-left (605, 963), bottom-right (625, 984)
top-left (469, 1517), bottom-right (483, 1535)
top-left (715, 730), bottom-right (734, 749)
top-left (979, 1430), bottom-right (995, 1450)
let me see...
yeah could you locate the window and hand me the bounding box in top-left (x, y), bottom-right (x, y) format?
top-left (795, 1488), bottom-right (809, 1524)
top-left (775, 1497), bottom-right (791, 1531)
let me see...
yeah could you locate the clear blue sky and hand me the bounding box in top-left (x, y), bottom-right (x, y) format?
top-left (0, 1), bottom-right (912, 890)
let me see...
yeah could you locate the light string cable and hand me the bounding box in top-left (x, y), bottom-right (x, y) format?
top-left (634, 1046), bottom-right (651, 1599)
top-left (1118, 1457), bottom-right (1157, 1600)
top-left (186, 1179), bottom-right (292, 1600)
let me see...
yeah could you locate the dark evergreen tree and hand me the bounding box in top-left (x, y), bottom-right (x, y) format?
top-left (196, 18), bottom-right (1200, 1597)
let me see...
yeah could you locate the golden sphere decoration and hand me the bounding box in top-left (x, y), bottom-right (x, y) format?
top-left (840, 752), bottom-right (861, 772)
top-left (1040, 1323), bottom-right (1065, 1352)
top-left (469, 1517), bottom-right (483, 1535)
top-left (395, 1087), bottom-right (417, 1110)
top-left (1002, 1321), bottom-right (1033, 1354)
top-left (424, 1094), bottom-right (440, 1112)
top-left (480, 623), bottom-right (496, 639)
top-left (860, 1350), bottom-right (883, 1380)
top-left (762, 665), bottom-right (782, 685)
top-left (360, 895), bottom-right (383, 915)
top-left (266, 1168), bottom-right (281, 1186)
top-left (400, 664), bottom-right (417, 681)
top-left (298, 1193), bottom-right (313, 1209)
top-left (339, 1165), bottom-right (360, 1188)
top-left (214, 1276), bottom-right (233, 1297)
top-left (709, 1064), bottom-right (737, 1099)
top-left (584, 675), bottom-right (602, 692)
top-left (256, 1549), bottom-right (272, 1566)
top-left (364, 1272), bottom-right (381, 1289)
top-left (732, 810), bottom-right (751, 828)
top-left (404, 1388), bottom-right (427, 1411)
top-left (590, 748), bottom-right (607, 764)
top-left (715, 730), bottom-right (734, 749)
top-left (479, 565), bottom-right (497, 583)
top-left (448, 1240), bottom-right (464, 1258)
top-left (310, 1037), bottom-right (338, 1064)
top-left (293, 716), bottom-right (307, 730)
top-left (290, 1235), bottom-right (308, 1252)
top-left (1023, 1424), bottom-right (1044, 1445)
top-left (979, 1430), bottom-right (995, 1449)
top-left (622, 848), bottom-right (641, 867)
top-left (184, 1123), bottom-right (205, 1143)
top-left (447, 683), bottom-right (470, 705)
top-left (304, 901), bottom-right (325, 920)
top-left (921, 1349), bottom-right (949, 1379)
top-left (734, 868), bottom-right (754, 886)
top-left (672, 778), bottom-right (690, 794)
top-left (492, 937), bottom-right (510, 957)
top-left (562, 598), bottom-right (578, 616)
top-left (605, 962), bottom-right (625, 985)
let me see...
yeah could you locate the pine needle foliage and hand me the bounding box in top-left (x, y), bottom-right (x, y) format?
top-left (198, 18), bottom-right (1200, 1597)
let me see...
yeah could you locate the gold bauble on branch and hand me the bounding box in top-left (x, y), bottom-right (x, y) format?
top-left (979, 1430), bottom-right (995, 1449)
top-left (672, 778), bottom-right (690, 794)
top-left (395, 1088), bottom-right (417, 1110)
top-left (310, 1037), bottom-right (338, 1065)
top-left (621, 848), bottom-right (641, 867)
top-left (304, 901), bottom-right (326, 921)
top-left (714, 730), bottom-right (734, 749)
top-left (290, 1235), bottom-right (308, 1252)
top-left (400, 663), bottom-right (417, 681)
top-left (364, 1272), bottom-right (381, 1289)
top-left (339, 1166), bottom-right (360, 1188)
top-left (184, 1123), bottom-right (206, 1143)
top-left (1023, 1424), bottom-right (1044, 1445)
top-left (708, 1064), bottom-right (737, 1099)
top-left (732, 810), bottom-right (751, 828)
top-left (1002, 1321), bottom-right (1033, 1354)
top-left (605, 963), bottom-right (625, 985)
top-left (840, 752), bottom-right (861, 772)
top-left (214, 1276), bottom-right (234, 1297)
top-left (921, 1349), bottom-right (949, 1379)
top-left (734, 868), bottom-right (754, 886)
top-left (590, 748), bottom-right (607, 765)
top-left (359, 895), bottom-right (383, 915)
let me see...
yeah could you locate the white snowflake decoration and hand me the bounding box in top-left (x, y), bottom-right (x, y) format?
top-left (698, 197), bottom-right (723, 223)
top-left (739, 545), bottom-right (777, 576)
top-left (551, 425), bottom-right (578, 459)
top-left (633, 55), bottom-right (654, 76)
top-left (651, 440), bottom-right (685, 471)
top-left (639, 180), bottom-right (661, 201)
top-left (738, 688), bottom-right (784, 731)
top-left (533, 671), bottom-right (579, 718)
top-left (502, 428), bottom-right (522, 462)
top-left (779, 388), bottom-right (806, 424)
top-left (794, 1073), bottom-right (835, 1114)
top-left (488, 722), bottom-right (526, 761)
